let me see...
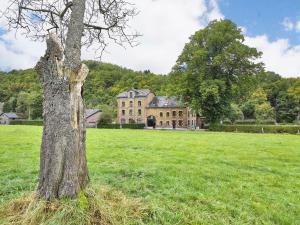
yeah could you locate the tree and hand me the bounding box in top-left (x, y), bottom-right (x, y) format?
top-left (97, 111), bottom-right (112, 126)
top-left (3, 97), bottom-right (17, 112)
top-left (3, 0), bottom-right (138, 200)
top-left (16, 91), bottom-right (38, 119)
top-left (170, 20), bottom-right (262, 123)
top-left (227, 103), bottom-right (244, 122)
top-left (249, 88), bottom-right (275, 121)
top-left (287, 80), bottom-right (300, 122)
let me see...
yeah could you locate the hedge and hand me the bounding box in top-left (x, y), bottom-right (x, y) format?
top-left (10, 120), bottom-right (43, 126)
top-left (98, 123), bottom-right (145, 129)
top-left (210, 124), bottom-right (300, 134)
top-left (234, 119), bottom-right (276, 125)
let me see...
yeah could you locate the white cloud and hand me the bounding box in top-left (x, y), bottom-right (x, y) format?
top-left (0, 32), bottom-right (44, 70)
top-left (0, 0), bottom-right (299, 78)
top-left (245, 35), bottom-right (300, 77)
top-left (296, 21), bottom-right (300, 33)
top-left (83, 0), bottom-right (224, 74)
top-left (282, 17), bottom-right (294, 31)
top-left (206, 0), bottom-right (224, 22)
top-left (0, 0), bottom-right (223, 74)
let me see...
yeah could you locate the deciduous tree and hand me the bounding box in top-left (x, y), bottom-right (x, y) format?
top-left (170, 20), bottom-right (263, 123)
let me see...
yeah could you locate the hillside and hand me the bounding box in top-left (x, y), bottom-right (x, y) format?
top-left (0, 61), bottom-right (168, 119)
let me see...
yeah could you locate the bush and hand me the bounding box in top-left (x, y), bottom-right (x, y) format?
top-left (257, 119), bottom-right (276, 125)
top-left (222, 119), bottom-right (232, 125)
top-left (234, 119), bottom-right (276, 125)
top-left (97, 112), bottom-right (112, 127)
top-left (210, 124), bottom-right (300, 134)
top-left (235, 119), bottom-right (256, 125)
top-left (98, 123), bottom-right (145, 129)
top-left (10, 120), bottom-right (43, 126)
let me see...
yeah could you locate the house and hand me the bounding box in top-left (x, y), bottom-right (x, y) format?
top-left (0, 112), bottom-right (20, 125)
top-left (116, 89), bottom-right (203, 129)
top-left (85, 109), bottom-right (102, 128)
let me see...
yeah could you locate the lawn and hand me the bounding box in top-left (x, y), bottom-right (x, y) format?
top-left (0, 126), bottom-right (299, 225)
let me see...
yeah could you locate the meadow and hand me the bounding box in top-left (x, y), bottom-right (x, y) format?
top-left (0, 126), bottom-right (299, 225)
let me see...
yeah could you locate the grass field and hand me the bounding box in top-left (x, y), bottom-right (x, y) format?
top-left (0, 126), bottom-right (300, 225)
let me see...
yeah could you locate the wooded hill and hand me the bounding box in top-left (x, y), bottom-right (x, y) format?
top-left (0, 61), bottom-right (168, 119)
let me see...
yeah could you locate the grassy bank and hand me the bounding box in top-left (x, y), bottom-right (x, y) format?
top-left (0, 126), bottom-right (299, 224)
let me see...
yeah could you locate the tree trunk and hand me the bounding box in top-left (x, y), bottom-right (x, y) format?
top-left (36, 35), bottom-right (89, 200)
top-left (35, 0), bottom-right (88, 201)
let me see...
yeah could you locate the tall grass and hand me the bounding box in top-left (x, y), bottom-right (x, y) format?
top-left (0, 186), bottom-right (149, 225)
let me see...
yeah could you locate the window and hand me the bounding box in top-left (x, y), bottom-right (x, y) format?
top-left (130, 92), bottom-right (133, 98)
top-left (172, 111), bottom-right (177, 117)
top-left (188, 120), bottom-right (190, 126)
top-left (122, 110), bottom-right (125, 116)
top-left (166, 112), bottom-right (170, 117)
top-left (138, 101), bottom-right (142, 107)
top-left (179, 111), bottom-right (183, 117)
top-left (122, 102), bottom-right (125, 107)
top-left (138, 109), bottom-right (142, 116)
top-left (130, 101), bottom-right (133, 107)
top-left (166, 121), bottom-right (170, 126)
top-left (188, 111), bottom-right (190, 117)
top-left (160, 121), bottom-right (163, 126)
top-left (179, 120), bottom-right (183, 127)
top-left (129, 109), bottom-right (133, 116)
top-left (160, 112), bottom-right (163, 117)
top-left (191, 120), bottom-right (194, 125)
top-left (137, 119), bottom-right (143, 124)
top-left (121, 119), bottom-right (126, 124)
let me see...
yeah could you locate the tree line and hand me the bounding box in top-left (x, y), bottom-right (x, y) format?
top-left (0, 21), bottom-right (299, 124)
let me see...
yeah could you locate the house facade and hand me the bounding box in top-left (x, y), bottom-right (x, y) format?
top-left (117, 89), bottom-right (203, 129)
top-left (0, 112), bottom-right (20, 125)
top-left (85, 109), bottom-right (102, 128)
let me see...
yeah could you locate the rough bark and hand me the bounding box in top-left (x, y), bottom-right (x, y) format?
top-left (36, 33), bottom-right (89, 201)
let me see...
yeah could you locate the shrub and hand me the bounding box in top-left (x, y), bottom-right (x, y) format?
top-left (210, 124), bottom-right (300, 134)
top-left (10, 120), bottom-right (43, 126)
top-left (234, 119), bottom-right (276, 125)
top-left (98, 123), bottom-right (145, 129)
top-left (235, 119), bottom-right (256, 125)
top-left (97, 112), bottom-right (112, 127)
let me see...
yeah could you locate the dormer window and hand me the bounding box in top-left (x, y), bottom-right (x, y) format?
top-left (129, 92), bottom-right (133, 98)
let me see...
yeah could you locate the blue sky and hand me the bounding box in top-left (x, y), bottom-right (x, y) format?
top-left (0, 0), bottom-right (299, 77)
top-left (219, 0), bottom-right (300, 45)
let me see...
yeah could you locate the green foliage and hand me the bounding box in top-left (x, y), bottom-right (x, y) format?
top-left (226, 103), bottom-right (244, 122)
top-left (97, 112), bottom-right (112, 127)
top-left (170, 20), bottom-right (262, 123)
top-left (129, 118), bottom-right (135, 124)
top-left (9, 120), bottom-right (43, 126)
top-left (97, 123), bottom-right (145, 129)
top-left (0, 61), bottom-right (167, 119)
top-left (3, 97), bottom-right (17, 112)
top-left (235, 119), bottom-right (276, 125)
top-left (1, 126), bottom-right (300, 224)
top-left (210, 124), bottom-right (300, 134)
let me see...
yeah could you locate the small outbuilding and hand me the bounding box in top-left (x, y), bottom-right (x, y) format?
top-left (0, 112), bottom-right (20, 125)
top-left (85, 109), bottom-right (102, 128)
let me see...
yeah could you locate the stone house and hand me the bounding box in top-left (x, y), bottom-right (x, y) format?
top-left (85, 109), bottom-right (102, 128)
top-left (0, 112), bottom-right (20, 125)
top-left (117, 89), bottom-right (203, 129)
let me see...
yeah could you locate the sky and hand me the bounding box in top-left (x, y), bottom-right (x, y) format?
top-left (0, 0), bottom-right (300, 77)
